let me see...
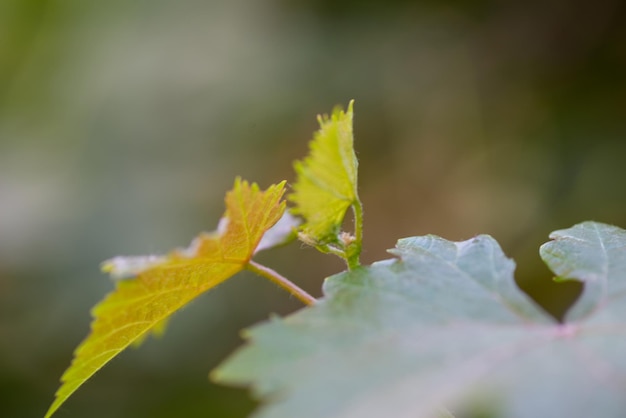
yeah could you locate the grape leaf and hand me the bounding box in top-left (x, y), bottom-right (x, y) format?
top-left (45, 178), bottom-right (286, 418)
top-left (213, 221), bottom-right (626, 418)
top-left (540, 221), bottom-right (626, 322)
top-left (289, 100), bottom-right (358, 246)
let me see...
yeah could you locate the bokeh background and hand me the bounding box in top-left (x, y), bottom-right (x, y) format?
top-left (1, 0), bottom-right (625, 416)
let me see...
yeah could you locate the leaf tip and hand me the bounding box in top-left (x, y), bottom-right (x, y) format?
top-left (255, 211), bottom-right (301, 253)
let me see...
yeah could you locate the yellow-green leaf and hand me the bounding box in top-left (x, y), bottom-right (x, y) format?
top-left (289, 100), bottom-right (358, 245)
top-left (45, 178), bottom-right (286, 418)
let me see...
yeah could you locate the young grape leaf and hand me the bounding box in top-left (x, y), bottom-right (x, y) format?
top-left (45, 178), bottom-right (286, 418)
top-left (213, 221), bottom-right (626, 418)
top-left (289, 100), bottom-right (358, 246)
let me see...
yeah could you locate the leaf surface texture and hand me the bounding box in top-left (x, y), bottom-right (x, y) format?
top-left (45, 178), bottom-right (286, 418)
top-left (214, 221), bottom-right (626, 418)
top-left (289, 101), bottom-right (358, 244)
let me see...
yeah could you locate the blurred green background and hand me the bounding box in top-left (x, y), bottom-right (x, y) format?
top-left (1, 0), bottom-right (625, 416)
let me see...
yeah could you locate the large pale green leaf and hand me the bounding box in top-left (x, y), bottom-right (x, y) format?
top-left (213, 221), bottom-right (626, 418)
top-left (540, 221), bottom-right (626, 322)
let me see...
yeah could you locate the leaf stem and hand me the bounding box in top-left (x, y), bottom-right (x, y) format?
top-left (247, 260), bottom-right (316, 306)
top-left (353, 198), bottom-right (364, 251)
top-left (318, 243), bottom-right (347, 259)
top-left (346, 198), bottom-right (364, 270)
